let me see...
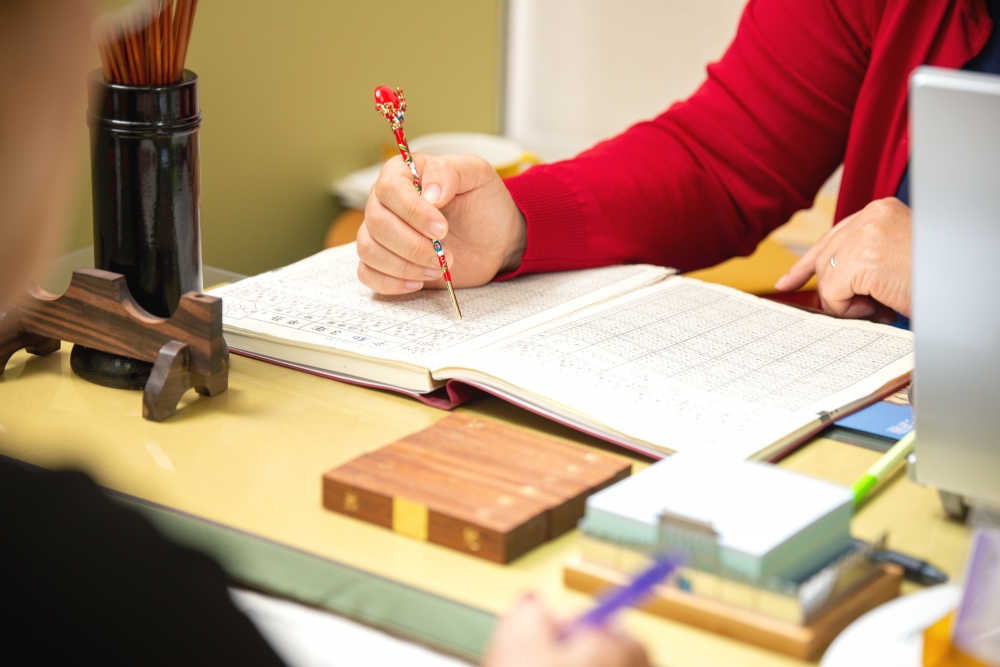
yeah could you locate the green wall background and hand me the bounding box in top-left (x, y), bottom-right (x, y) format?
top-left (66, 0), bottom-right (504, 276)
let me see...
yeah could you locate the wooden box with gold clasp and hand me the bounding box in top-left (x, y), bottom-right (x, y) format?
top-left (322, 413), bottom-right (632, 563)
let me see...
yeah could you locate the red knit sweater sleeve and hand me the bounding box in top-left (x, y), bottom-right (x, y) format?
top-left (501, 0), bottom-right (878, 278)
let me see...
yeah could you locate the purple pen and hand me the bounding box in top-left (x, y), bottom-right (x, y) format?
top-left (561, 554), bottom-right (683, 639)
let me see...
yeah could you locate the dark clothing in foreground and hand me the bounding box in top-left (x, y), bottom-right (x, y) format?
top-left (0, 460), bottom-right (285, 666)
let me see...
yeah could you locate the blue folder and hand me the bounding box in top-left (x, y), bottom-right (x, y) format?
top-left (836, 400), bottom-right (914, 441)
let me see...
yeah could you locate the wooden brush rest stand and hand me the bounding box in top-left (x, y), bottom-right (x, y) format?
top-left (0, 268), bottom-right (228, 421)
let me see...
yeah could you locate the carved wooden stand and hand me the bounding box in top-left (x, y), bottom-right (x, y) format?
top-left (0, 268), bottom-right (228, 421)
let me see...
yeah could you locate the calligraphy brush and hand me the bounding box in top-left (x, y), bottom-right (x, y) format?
top-left (95, 0), bottom-right (198, 86)
top-left (373, 86), bottom-right (463, 321)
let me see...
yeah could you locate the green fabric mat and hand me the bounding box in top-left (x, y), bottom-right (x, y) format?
top-left (114, 494), bottom-right (495, 662)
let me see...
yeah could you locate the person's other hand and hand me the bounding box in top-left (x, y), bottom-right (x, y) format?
top-left (357, 153), bottom-right (527, 295)
top-left (483, 594), bottom-right (649, 667)
top-left (775, 197), bottom-right (912, 318)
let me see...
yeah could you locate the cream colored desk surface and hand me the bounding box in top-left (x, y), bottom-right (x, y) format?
top-left (0, 349), bottom-right (970, 667)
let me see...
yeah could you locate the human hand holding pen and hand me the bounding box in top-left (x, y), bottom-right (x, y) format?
top-left (483, 594), bottom-right (649, 667)
top-left (358, 152), bottom-right (527, 295)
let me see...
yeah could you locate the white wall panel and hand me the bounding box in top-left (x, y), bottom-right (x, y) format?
top-left (505, 0), bottom-right (746, 160)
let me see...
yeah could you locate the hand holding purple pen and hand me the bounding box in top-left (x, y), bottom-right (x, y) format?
top-left (484, 595), bottom-right (651, 667)
top-left (483, 555), bottom-right (680, 667)
top-left (561, 554), bottom-right (682, 638)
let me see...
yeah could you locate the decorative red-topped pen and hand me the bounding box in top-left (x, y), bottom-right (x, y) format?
top-left (373, 86), bottom-right (462, 321)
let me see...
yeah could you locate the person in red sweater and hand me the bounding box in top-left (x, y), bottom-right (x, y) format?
top-left (358, 0), bottom-right (994, 320)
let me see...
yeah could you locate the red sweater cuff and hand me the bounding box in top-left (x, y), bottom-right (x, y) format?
top-left (496, 166), bottom-right (587, 280)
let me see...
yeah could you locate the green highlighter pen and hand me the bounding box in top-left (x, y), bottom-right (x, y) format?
top-left (851, 430), bottom-right (915, 507)
top-left (850, 431), bottom-right (948, 585)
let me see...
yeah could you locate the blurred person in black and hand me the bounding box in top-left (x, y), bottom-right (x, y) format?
top-left (0, 4), bottom-right (285, 663)
top-left (0, 2), bottom-right (648, 666)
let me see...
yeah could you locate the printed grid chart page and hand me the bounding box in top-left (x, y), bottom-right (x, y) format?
top-left (215, 243), bottom-right (670, 368)
top-left (452, 278), bottom-right (914, 459)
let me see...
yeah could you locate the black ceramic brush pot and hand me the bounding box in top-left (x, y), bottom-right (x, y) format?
top-left (72, 68), bottom-right (203, 389)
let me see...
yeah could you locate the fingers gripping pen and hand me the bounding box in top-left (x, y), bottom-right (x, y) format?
top-left (373, 86), bottom-right (462, 320)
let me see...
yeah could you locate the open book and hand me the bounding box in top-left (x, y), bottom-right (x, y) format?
top-left (213, 243), bottom-right (913, 460)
